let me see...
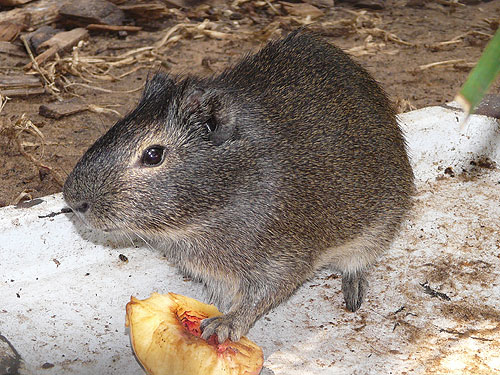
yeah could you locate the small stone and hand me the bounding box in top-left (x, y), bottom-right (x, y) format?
top-left (229, 12), bottom-right (244, 20)
top-left (337, 0), bottom-right (385, 10)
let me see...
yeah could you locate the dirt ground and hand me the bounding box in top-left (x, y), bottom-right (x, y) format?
top-left (0, 0), bottom-right (499, 207)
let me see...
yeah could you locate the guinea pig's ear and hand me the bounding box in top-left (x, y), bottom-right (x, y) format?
top-left (142, 73), bottom-right (175, 101)
top-left (183, 86), bottom-right (236, 146)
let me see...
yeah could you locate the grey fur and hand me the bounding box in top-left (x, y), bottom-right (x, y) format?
top-left (63, 30), bottom-right (414, 342)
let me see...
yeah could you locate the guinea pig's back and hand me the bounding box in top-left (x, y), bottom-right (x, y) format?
top-left (216, 31), bottom-right (414, 240)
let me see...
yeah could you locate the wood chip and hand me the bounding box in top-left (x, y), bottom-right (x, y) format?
top-left (25, 28), bottom-right (89, 69)
top-left (38, 28), bottom-right (89, 51)
top-left (1, 87), bottom-right (45, 97)
top-left (302, 0), bottom-right (334, 8)
top-left (0, 0), bottom-right (59, 29)
top-left (39, 99), bottom-right (88, 119)
top-left (25, 25), bottom-right (60, 54)
top-left (280, 2), bottom-right (324, 19)
top-left (87, 24), bottom-right (142, 32)
top-left (0, 22), bottom-right (23, 42)
top-left (58, 0), bottom-right (126, 27)
top-left (0, 74), bottom-right (41, 89)
top-left (0, 41), bottom-right (26, 57)
top-left (119, 3), bottom-right (170, 19)
top-left (164, 0), bottom-right (198, 8)
top-left (0, 0), bottom-right (34, 5)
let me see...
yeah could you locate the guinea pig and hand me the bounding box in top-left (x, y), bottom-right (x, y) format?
top-left (63, 30), bottom-right (414, 342)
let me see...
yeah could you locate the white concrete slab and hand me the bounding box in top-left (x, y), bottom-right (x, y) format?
top-left (1, 105), bottom-right (499, 375)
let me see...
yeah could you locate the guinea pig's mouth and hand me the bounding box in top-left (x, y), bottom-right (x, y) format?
top-left (65, 200), bottom-right (178, 239)
top-left (65, 206), bottom-right (119, 233)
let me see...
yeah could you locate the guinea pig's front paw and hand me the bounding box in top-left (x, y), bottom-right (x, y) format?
top-left (200, 314), bottom-right (245, 343)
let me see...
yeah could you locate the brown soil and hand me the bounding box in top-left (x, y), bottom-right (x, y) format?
top-left (0, 0), bottom-right (499, 207)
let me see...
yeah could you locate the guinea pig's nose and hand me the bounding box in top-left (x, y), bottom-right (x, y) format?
top-left (74, 202), bottom-right (89, 214)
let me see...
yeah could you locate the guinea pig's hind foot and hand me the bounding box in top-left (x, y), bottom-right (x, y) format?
top-left (341, 271), bottom-right (368, 312)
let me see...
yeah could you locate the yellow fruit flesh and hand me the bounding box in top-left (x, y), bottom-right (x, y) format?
top-left (125, 293), bottom-right (263, 375)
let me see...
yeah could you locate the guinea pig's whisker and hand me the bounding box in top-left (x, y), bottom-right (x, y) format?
top-left (59, 164), bottom-right (70, 178)
top-left (133, 231), bottom-right (156, 252)
top-left (125, 232), bottom-right (136, 248)
top-left (111, 232), bottom-right (122, 246)
top-left (119, 230), bottom-right (135, 248)
top-left (105, 215), bottom-right (133, 248)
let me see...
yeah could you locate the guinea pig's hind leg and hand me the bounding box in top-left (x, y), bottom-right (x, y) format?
top-left (341, 270), bottom-right (368, 312)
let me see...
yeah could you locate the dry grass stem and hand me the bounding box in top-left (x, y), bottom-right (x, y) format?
top-left (20, 35), bottom-right (60, 97)
top-left (430, 30), bottom-right (494, 49)
top-left (436, 0), bottom-right (465, 7)
top-left (21, 11), bottom-right (413, 97)
top-left (264, 0), bottom-right (280, 15)
top-left (395, 98), bottom-right (417, 114)
top-left (32, 20), bottom-right (238, 94)
top-left (232, 0), bottom-right (252, 7)
top-left (483, 18), bottom-right (499, 30)
top-left (419, 59), bottom-right (467, 70)
top-left (64, 82), bottom-right (144, 94)
top-left (344, 9), bottom-right (382, 28)
top-left (360, 28), bottom-right (414, 46)
top-left (347, 42), bottom-right (386, 57)
top-left (13, 189), bottom-right (35, 205)
top-left (87, 104), bottom-right (121, 117)
top-left (0, 94), bottom-right (9, 113)
top-left (2, 114), bottom-right (65, 187)
top-left (253, 20), bottom-right (283, 41)
top-left (325, 10), bottom-right (413, 47)
top-left (290, 16), bottom-right (315, 26)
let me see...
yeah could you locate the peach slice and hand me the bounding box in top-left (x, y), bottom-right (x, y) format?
top-left (125, 293), bottom-right (264, 375)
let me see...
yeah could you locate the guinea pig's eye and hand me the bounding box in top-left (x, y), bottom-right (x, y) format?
top-left (142, 146), bottom-right (165, 166)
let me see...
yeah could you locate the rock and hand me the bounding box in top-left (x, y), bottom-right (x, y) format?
top-left (229, 12), bottom-right (244, 20)
top-left (25, 28), bottom-right (89, 69)
top-left (0, 41), bottom-right (26, 57)
top-left (337, 0), bottom-right (385, 10)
